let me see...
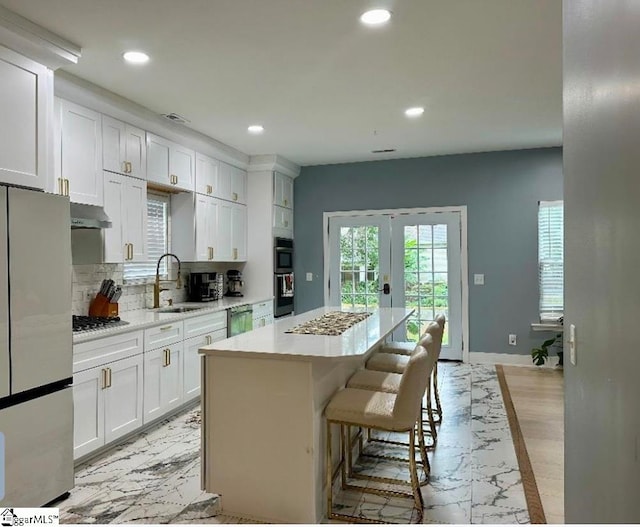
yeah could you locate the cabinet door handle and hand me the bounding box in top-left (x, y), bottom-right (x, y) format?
top-left (159, 325), bottom-right (173, 331)
top-left (127, 161), bottom-right (132, 173)
top-left (207, 185), bottom-right (212, 194)
top-left (284, 198), bottom-right (288, 206)
top-left (64, 179), bottom-right (70, 196)
top-left (232, 192), bottom-right (238, 202)
top-left (101, 368), bottom-right (108, 389)
top-left (107, 367), bottom-right (112, 388)
top-left (167, 349), bottom-right (171, 366)
top-left (284, 220), bottom-right (289, 227)
top-left (233, 248), bottom-right (238, 260)
top-left (129, 243), bottom-right (134, 260)
top-left (58, 178), bottom-right (63, 195)
top-left (205, 335), bottom-right (212, 345)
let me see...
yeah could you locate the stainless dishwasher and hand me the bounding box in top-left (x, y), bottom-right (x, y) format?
top-left (227, 304), bottom-right (253, 337)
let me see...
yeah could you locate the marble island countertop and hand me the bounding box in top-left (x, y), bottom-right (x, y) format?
top-left (199, 306), bottom-right (413, 361)
top-left (72, 296), bottom-right (273, 345)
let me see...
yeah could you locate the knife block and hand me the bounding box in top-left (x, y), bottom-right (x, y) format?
top-left (89, 293), bottom-right (119, 318)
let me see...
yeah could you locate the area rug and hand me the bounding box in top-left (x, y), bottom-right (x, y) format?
top-left (285, 311), bottom-right (371, 336)
top-left (495, 364), bottom-right (547, 524)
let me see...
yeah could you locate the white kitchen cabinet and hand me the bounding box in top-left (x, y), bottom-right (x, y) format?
top-left (72, 366), bottom-right (104, 459)
top-left (143, 342), bottom-right (184, 424)
top-left (72, 330), bottom-right (145, 459)
top-left (273, 204), bottom-right (293, 239)
top-left (72, 354), bottom-right (144, 460)
top-left (144, 321), bottom-right (184, 351)
top-left (274, 172), bottom-right (293, 209)
top-left (103, 173), bottom-right (147, 263)
top-left (183, 311), bottom-right (227, 339)
top-left (213, 200), bottom-right (246, 262)
top-left (103, 354), bottom-right (144, 443)
top-left (146, 133), bottom-right (194, 191)
top-left (0, 46), bottom-right (51, 191)
top-left (183, 327), bottom-right (226, 400)
top-left (218, 161), bottom-right (247, 204)
top-left (231, 202), bottom-right (247, 261)
top-left (171, 193), bottom-right (218, 262)
top-left (252, 300), bottom-right (274, 328)
top-left (195, 152), bottom-right (219, 196)
top-left (102, 115), bottom-right (146, 180)
top-left (57, 99), bottom-right (103, 205)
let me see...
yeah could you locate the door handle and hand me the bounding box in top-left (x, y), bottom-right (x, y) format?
top-left (101, 368), bottom-right (108, 389)
top-left (64, 179), bottom-right (70, 196)
top-left (379, 283), bottom-right (390, 295)
top-left (58, 178), bottom-right (63, 195)
top-left (106, 367), bottom-right (112, 388)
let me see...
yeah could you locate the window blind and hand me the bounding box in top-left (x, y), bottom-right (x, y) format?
top-left (124, 194), bottom-right (169, 281)
top-left (538, 200), bottom-right (564, 320)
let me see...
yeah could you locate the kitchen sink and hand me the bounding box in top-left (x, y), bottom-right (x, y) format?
top-left (155, 306), bottom-right (204, 313)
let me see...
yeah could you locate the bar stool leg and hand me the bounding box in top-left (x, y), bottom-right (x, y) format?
top-left (433, 362), bottom-right (442, 423)
top-left (340, 424), bottom-right (348, 489)
top-left (326, 421), bottom-right (333, 519)
top-left (425, 382), bottom-right (438, 445)
top-left (417, 409), bottom-right (430, 483)
top-left (408, 428), bottom-right (424, 521)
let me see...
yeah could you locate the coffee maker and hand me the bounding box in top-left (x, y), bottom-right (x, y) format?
top-left (189, 272), bottom-right (219, 302)
top-left (225, 270), bottom-right (244, 297)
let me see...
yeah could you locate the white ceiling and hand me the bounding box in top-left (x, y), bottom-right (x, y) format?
top-left (0, 0), bottom-right (562, 166)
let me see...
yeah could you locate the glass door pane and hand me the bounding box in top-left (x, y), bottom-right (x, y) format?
top-left (328, 216), bottom-right (391, 308)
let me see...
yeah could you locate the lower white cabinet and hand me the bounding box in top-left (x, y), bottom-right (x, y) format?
top-left (252, 300), bottom-right (274, 329)
top-left (143, 342), bottom-right (184, 424)
top-left (72, 354), bottom-right (143, 460)
top-left (183, 328), bottom-right (226, 399)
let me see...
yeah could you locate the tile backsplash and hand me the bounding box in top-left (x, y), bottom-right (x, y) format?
top-left (72, 262), bottom-right (243, 315)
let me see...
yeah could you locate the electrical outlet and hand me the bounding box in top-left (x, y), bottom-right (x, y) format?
top-left (508, 334), bottom-right (517, 346)
top-left (474, 274), bottom-right (485, 285)
top-left (306, 272), bottom-right (313, 281)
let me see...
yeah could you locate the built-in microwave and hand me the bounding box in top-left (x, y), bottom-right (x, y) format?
top-left (274, 237), bottom-right (294, 273)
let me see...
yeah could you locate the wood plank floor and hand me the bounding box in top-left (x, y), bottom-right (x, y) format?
top-left (501, 365), bottom-right (564, 524)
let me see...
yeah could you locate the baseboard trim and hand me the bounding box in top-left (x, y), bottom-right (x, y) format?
top-left (470, 351), bottom-right (561, 369)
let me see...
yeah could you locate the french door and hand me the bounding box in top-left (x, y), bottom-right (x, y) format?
top-left (327, 210), bottom-right (464, 360)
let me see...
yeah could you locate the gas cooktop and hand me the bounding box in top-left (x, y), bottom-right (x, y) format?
top-left (72, 315), bottom-right (129, 333)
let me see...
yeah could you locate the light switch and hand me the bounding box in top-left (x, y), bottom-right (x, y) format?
top-left (569, 324), bottom-right (576, 365)
top-left (306, 272), bottom-right (313, 282)
top-left (474, 274), bottom-right (485, 285)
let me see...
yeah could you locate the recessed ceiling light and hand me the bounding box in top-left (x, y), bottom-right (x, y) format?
top-left (123, 51), bottom-right (150, 64)
top-left (360, 9), bottom-right (392, 26)
top-left (248, 125), bottom-right (264, 134)
top-left (405, 107), bottom-right (425, 118)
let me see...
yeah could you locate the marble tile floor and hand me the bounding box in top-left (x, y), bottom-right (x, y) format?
top-left (58, 363), bottom-right (529, 524)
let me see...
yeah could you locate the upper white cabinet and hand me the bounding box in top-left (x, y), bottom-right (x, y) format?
top-left (103, 173), bottom-right (147, 263)
top-left (195, 152), bottom-right (219, 196)
top-left (146, 133), bottom-right (194, 192)
top-left (56, 98), bottom-right (103, 206)
top-left (0, 46), bottom-right (51, 191)
top-left (102, 115), bottom-right (146, 180)
top-left (274, 172), bottom-right (293, 209)
top-left (219, 161), bottom-right (247, 204)
top-left (273, 204), bottom-right (294, 239)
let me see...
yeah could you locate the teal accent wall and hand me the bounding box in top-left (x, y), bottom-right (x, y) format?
top-left (293, 147), bottom-right (562, 356)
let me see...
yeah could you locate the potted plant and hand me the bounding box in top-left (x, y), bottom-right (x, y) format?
top-left (531, 332), bottom-right (564, 366)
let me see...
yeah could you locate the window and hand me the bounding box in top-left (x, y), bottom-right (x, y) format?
top-left (124, 193), bottom-right (170, 281)
top-left (538, 200), bottom-right (563, 320)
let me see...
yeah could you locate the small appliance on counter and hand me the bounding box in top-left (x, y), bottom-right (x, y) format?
top-left (189, 272), bottom-right (220, 302)
top-left (225, 269), bottom-right (244, 297)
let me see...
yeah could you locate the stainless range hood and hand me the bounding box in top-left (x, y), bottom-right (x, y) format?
top-left (70, 202), bottom-right (112, 229)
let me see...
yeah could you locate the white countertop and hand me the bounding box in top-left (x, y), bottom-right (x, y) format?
top-left (72, 296), bottom-right (273, 345)
top-left (199, 306), bottom-right (414, 361)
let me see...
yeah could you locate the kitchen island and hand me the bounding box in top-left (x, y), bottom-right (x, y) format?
top-left (199, 306), bottom-right (413, 523)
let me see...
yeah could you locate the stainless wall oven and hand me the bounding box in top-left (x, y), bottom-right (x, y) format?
top-left (274, 238), bottom-right (294, 317)
top-left (274, 237), bottom-right (294, 273)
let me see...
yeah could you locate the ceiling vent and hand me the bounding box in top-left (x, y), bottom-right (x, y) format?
top-left (371, 148), bottom-right (396, 154)
top-left (161, 112), bottom-right (190, 124)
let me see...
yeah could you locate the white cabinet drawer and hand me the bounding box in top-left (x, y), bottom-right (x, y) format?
top-left (144, 321), bottom-right (184, 351)
top-left (73, 330), bottom-right (143, 374)
top-left (252, 301), bottom-right (273, 319)
top-left (183, 311), bottom-right (227, 339)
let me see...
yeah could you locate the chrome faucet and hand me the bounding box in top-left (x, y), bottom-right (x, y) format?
top-left (153, 253), bottom-right (182, 309)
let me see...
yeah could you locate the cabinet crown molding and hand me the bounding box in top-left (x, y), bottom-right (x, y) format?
top-left (248, 154), bottom-right (300, 179)
top-left (0, 6), bottom-right (81, 68)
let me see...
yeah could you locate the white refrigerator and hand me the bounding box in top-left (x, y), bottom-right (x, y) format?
top-left (0, 186), bottom-right (74, 506)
